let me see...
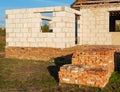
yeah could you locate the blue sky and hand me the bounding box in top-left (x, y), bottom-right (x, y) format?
top-left (0, 0), bottom-right (75, 27)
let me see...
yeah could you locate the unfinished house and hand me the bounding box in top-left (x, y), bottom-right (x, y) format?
top-left (5, 0), bottom-right (120, 88)
top-left (5, 0), bottom-right (120, 59)
top-left (72, 0), bottom-right (120, 45)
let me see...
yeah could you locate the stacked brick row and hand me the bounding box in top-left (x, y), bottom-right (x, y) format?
top-left (59, 48), bottom-right (115, 88)
top-left (72, 49), bottom-right (115, 74)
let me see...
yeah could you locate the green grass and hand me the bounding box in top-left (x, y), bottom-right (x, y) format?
top-left (0, 58), bottom-right (120, 92)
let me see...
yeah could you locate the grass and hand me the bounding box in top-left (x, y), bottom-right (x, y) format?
top-left (0, 29), bottom-right (120, 92)
top-left (0, 58), bottom-right (120, 92)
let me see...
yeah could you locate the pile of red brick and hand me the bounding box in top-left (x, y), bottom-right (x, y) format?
top-left (59, 48), bottom-right (115, 88)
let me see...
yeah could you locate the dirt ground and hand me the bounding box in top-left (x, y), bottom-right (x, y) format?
top-left (5, 45), bottom-right (120, 61)
top-left (40, 45), bottom-right (120, 61)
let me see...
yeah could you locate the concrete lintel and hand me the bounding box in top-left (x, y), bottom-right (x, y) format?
top-left (41, 16), bottom-right (52, 21)
top-left (6, 6), bottom-right (81, 15)
top-left (34, 6), bottom-right (81, 15)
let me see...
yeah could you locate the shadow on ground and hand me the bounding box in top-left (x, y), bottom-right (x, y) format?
top-left (114, 52), bottom-right (120, 73)
top-left (48, 51), bottom-right (120, 83)
top-left (47, 54), bottom-right (72, 82)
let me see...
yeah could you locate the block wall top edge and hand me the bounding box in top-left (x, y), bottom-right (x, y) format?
top-left (5, 6), bottom-right (65, 14)
top-left (5, 6), bottom-right (80, 15)
top-left (64, 6), bottom-right (80, 15)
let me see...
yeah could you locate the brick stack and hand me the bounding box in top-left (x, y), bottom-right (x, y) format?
top-left (59, 48), bottom-right (115, 88)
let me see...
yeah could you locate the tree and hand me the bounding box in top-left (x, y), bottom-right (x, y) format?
top-left (42, 24), bottom-right (49, 32)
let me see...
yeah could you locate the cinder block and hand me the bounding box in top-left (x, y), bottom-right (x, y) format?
top-left (6, 28), bottom-right (13, 32)
top-left (38, 43), bottom-right (47, 47)
top-left (13, 38), bottom-right (20, 42)
top-left (15, 33), bottom-right (23, 37)
top-left (32, 28), bottom-right (41, 32)
top-left (38, 34), bottom-right (46, 38)
top-left (52, 28), bottom-right (62, 33)
top-left (31, 33), bottom-right (38, 37)
top-left (52, 17), bottom-right (62, 22)
top-left (35, 38), bottom-right (44, 42)
top-left (55, 23), bottom-right (65, 27)
top-left (15, 24), bottom-right (22, 28)
top-left (22, 42), bottom-right (30, 47)
top-left (56, 43), bottom-right (65, 48)
top-left (9, 33), bottom-right (15, 37)
top-left (14, 19), bottom-right (20, 23)
top-left (28, 13), bottom-right (35, 18)
top-left (29, 42), bottom-right (39, 47)
top-left (8, 14), bottom-right (16, 19)
top-left (6, 38), bottom-right (13, 42)
top-left (14, 28), bottom-right (21, 32)
top-left (15, 42), bottom-right (23, 47)
top-left (27, 19), bottom-right (32, 22)
top-left (23, 23), bottom-right (28, 28)
top-left (55, 11), bottom-right (66, 17)
top-left (23, 33), bottom-right (31, 37)
top-left (21, 28), bottom-right (28, 33)
top-left (28, 38), bottom-right (36, 42)
top-left (8, 24), bottom-right (16, 28)
top-left (32, 18), bottom-right (41, 22)
top-left (20, 38), bottom-right (27, 42)
top-left (20, 19), bottom-right (27, 23)
top-left (53, 38), bottom-right (63, 42)
top-left (6, 19), bottom-right (13, 24)
top-left (44, 38), bottom-right (53, 42)
top-left (23, 14), bottom-right (28, 18)
top-left (46, 43), bottom-right (56, 47)
top-left (54, 7), bottom-right (63, 11)
top-left (16, 14), bottom-right (23, 18)
top-left (8, 42), bottom-right (16, 46)
top-left (55, 33), bottom-right (65, 37)
top-left (46, 33), bottom-right (55, 37)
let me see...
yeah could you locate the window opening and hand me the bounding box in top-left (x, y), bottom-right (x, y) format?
top-left (109, 11), bottom-right (120, 32)
top-left (41, 12), bottom-right (53, 32)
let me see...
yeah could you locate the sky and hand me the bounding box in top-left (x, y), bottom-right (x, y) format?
top-left (0, 0), bottom-right (75, 27)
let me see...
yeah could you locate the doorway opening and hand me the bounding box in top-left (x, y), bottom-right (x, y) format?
top-left (75, 15), bottom-right (79, 44)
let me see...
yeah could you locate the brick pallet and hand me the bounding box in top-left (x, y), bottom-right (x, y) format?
top-left (59, 48), bottom-right (115, 88)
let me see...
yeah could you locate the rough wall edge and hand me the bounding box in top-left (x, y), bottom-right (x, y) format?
top-left (5, 45), bottom-right (120, 61)
top-left (6, 6), bottom-right (80, 15)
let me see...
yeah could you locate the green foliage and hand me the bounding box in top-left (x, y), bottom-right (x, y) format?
top-left (42, 24), bottom-right (50, 32)
top-left (0, 29), bottom-right (5, 36)
top-left (115, 24), bottom-right (120, 32)
top-left (0, 44), bottom-right (5, 52)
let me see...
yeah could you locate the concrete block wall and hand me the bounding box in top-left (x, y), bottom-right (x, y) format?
top-left (6, 9), bottom-right (41, 47)
top-left (52, 11), bottom-right (75, 48)
top-left (78, 4), bottom-right (120, 45)
top-left (6, 6), bottom-right (80, 48)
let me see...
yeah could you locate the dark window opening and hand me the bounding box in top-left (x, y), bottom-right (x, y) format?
top-left (109, 11), bottom-right (120, 32)
top-left (75, 15), bottom-right (79, 44)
